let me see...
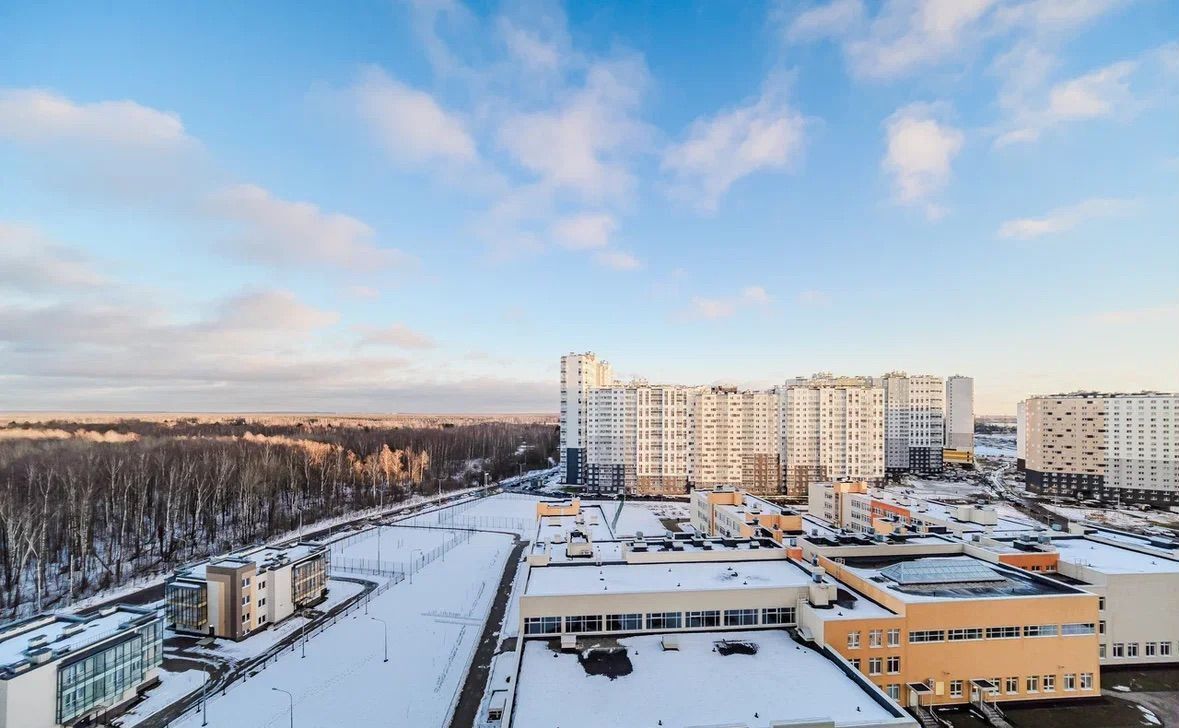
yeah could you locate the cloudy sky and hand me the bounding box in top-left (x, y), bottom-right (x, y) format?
top-left (1, 0), bottom-right (1176, 415)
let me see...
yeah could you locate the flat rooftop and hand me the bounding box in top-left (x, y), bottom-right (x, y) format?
top-left (538, 534), bottom-right (784, 563)
top-left (178, 541), bottom-right (324, 580)
top-left (1051, 537), bottom-right (1179, 575)
top-left (511, 630), bottom-right (902, 728)
top-left (0, 607), bottom-right (153, 672)
top-left (525, 559), bottom-right (812, 597)
top-left (841, 554), bottom-right (1080, 602)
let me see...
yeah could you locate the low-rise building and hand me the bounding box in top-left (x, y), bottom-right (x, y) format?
top-left (690, 486), bottom-right (801, 541)
top-left (0, 605), bottom-right (162, 728)
top-left (166, 541), bottom-right (328, 639)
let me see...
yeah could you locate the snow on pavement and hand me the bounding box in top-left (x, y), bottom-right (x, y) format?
top-left (119, 668), bottom-right (207, 727)
top-left (175, 531), bottom-right (514, 728)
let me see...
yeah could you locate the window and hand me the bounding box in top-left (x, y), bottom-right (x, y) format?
top-left (986, 626), bottom-right (1020, 639)
top-left (1043, 674), bottom-right (1056, 692)
top-left (887, 628), bottom-right (901, 647)
top-left (887, 656), bottom-right (900, 674)
top-left (685, 610), bottom-right (718, 629)
top-left (724, 609), bottom-right (758, 627)
top-left (908, 630), bottom-right (945, 643)
top-left (1100, 644), bottom-right (1107, 658)
top-left (241, 577), bottom-right (250, 588)
top-left (847, 631), bottom-right (861, 649)
top-left (868, 657), bottom-right (882, 675)
top-left (564, 615), bottom-right (602, 633)
top-left (1062, 623), bottom-right (1096, 636)
top-left (1161, 642), bottom-right (1172, 657)
top-left (1127, 642), bottom-right (1139, 658)
top-left (257, 615), bottom-right (267, 626)
top-left (950, 680), bottom-right (963, 698)
top-left (1005, 677), bottom-right (1019, 694)
top-left (241, 613), bottom-right (250, 624)
top-left (1146, 642), bottom-right (1157, 657)
top-left (1024, 624), bottom-right (1058, 638)
top-left (1026, 675), bottom-right (1039, 693)
top-left (258, 597), bottom-right (266, 607)
top-left (762, 607), bottom-right (796, 625)
top-left (259, 580), bottom-right (266, 590)
top-left (647, 612), bottom-right (682, 630)
top-left (1098, 597), bottom-right (1105, 610)
top-left (241, 595), bottom-right (250, 605)
top-left (606, 613), bottom-right (642, 632)
top-left (887, 684), bottom-right (901, 700)
top-left (1080, 673), bottom-right (1093, 690)
top-left (851, 658), bottom-right (861, 670)
top-left (1064, 674), bottom-right (1076, 691)
top-left (948, 628), bottom-right (983, 641)
top-left (524, 617), bottom-right (560, 635)
top-left (869, 629), bottom-right (883, 648)
top-left (1100, 620), bottom-right (1106, 635)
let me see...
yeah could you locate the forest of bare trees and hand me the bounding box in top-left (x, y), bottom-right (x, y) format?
top-left (0, 417), bottom-right (557, 617)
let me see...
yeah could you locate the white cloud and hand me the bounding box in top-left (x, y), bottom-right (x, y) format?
top-left (996, 60), bottom-right (1136, 146)
top-left (782, 0), bottom-right (1124, 82)
top-left (0, 88), bottom-right (190, 148)
top-left (881, 103), bottom-right (963, 218)
top-left (208, 184), bottom-right (411, 271)
top-left (0, 223), bottom-right (107, 293)
top-left (497, 56), bottom-right (650, 203)
top-left (662, 76), bottom-right (807, 212)
top-left (356, 323), bottom-right (437, 349)
top-left (683, 285), bottom-right (773, 320)
top-left (594, 250), bottom-right (642, 271)
top-left (997, 197), bottom-right (1135, 239)
top-left (1092, 302), bottom-right (1179, 326)
top-left (782, 0), bottom-right (865, 41)
top-left (551, 213), bottom-right (616, 250)
top-left (498, 17), bottom-right (564, 73)
top-left (349, 67), bottom-right (478, 166)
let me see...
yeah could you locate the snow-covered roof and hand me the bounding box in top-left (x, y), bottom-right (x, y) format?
top-left (0, 606), bottom-right (158, 674)
top-left (1052, 538), bottom-right (1179, 575)
top-left (525, 559), bottom-right (812, 597)
top-left (511, 630), bottom-right (906, 728)
top-left (842, 555), bottom-right (1079, 603)
top-left (176, 541), bottom-right (325, 581)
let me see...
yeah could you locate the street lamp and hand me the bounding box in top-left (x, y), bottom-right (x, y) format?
top-left (410, 548), bottom-right (423, 585)
top-left (272, 687), bottom-right (294, 728)
top-left (300, 612), bottom-right (307, 659)
top-left (370, 616), bottom-right (389, 662)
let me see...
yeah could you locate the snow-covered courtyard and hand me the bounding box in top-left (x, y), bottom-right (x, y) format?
top-left (173, 526), bottom-right (514, 728)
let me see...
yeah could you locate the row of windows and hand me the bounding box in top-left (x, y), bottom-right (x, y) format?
top-left (946, 672), bottom-right (1095, 698)
top-left (1109, 641), bottom-right (1174, 658)
top-left (895, 623), bottom-right (1095, 645)
top-left (849, 655), bottom-right (902, 675)
top-left (524, 607), bottom-right (798, 635)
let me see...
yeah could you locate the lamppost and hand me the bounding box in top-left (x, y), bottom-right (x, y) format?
top-left (300, 612), bottom-right (307, 659)
top-left (370, 616), bottom-right (389, 662)
top-left (410, 548), bottom-right (422, 585)
top-left (271, 687), bottom-right (294, 728)
top-left (200, 670), bottom-right (210, 726)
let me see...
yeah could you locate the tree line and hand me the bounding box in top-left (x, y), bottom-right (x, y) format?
top-left (0, 418), bottom-right (557, 616)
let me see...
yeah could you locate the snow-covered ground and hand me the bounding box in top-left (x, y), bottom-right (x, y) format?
top-left (118, 667), bottom-right (207, 727)
top-left (975, 432), bottom-right (1017, 459)
top-left (582, 500), bottom-right (688, 537)
top-left (396, 492), bottom-right (541, 537)
top-left (174, 530), bottom-right (514, 728)
top-left (184, 578), bottom-right (367, 665)
top-left (1044, 503), bottom-right (1179, 530)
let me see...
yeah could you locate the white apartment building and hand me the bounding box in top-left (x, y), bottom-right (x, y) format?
top-left (882, 373), bottom-right (945, 474)
top-left (559, 353), bottom-right (613, 485)
top-left (782, 374), bottom-right (884, 495)
top-left (1017, 392), bottom-right (1178, 505)
top-left (945, 375), bottom-right (974, 456)
top-left (689, 387), bottom-right (780, 494)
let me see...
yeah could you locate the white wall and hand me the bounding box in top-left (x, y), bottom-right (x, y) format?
top-left (0, 661), bottom-right (58, 728)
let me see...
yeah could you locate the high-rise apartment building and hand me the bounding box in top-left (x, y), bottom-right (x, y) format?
top-left (559, 353), bottom-right (613, 485)
top-left (882, 373), bottom-right (945, 474)
top-left (1017, 392), bottom-right (1178, 504)
top-left (945, 375), bottom-right (975, 457)
top-left (781, 374), bottom-right (885, 495)
top-left (560, 354), bottom-right (964, 496)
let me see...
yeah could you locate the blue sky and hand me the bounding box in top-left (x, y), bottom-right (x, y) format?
top-left (0, 0), bottom-right (1176, 414)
